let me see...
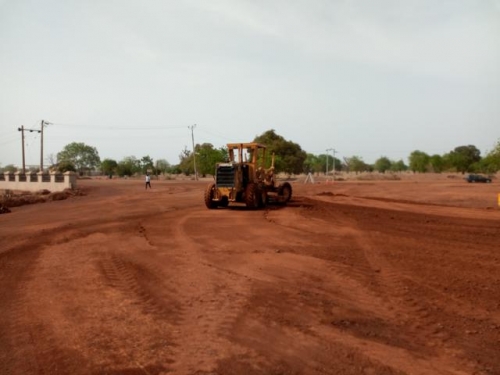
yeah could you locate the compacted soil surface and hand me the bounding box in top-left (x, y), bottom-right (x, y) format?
top-left (1, 177), bottom-right (499, 375)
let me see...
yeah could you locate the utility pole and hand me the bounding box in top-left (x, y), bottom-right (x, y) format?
top-left (331, 149), bottom-right (337, 181)
top-left (325, 150), bottom-right (329, 176)
top-left (326, 148), bottom-right (338, 181)
top-left (188, 124), bottom-right (198, 180)
top-left (18, 125), bottom-right (41, 174)
top-left (326, 148), bottom-right (333, 177)
top-left (40, 120), bottom-right (51, 172)
top-left (18, 126), bottom-right (26, 174)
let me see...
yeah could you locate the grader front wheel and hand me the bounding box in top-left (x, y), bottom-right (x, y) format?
top-left (204, 183), bottom-right (218, 209)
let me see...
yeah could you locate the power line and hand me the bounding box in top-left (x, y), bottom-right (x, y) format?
top-left (0, 135), bottom-right (19, 146)
top-left (52, 123), bottom-right (187, 130)
top-left (197, 128), bottom-right (236, 142)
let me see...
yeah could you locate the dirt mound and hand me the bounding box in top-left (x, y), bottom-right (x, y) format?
top-left (355, 173), bottom-right (401, 181)
top-left (0, 188), bottom-right (86, 209)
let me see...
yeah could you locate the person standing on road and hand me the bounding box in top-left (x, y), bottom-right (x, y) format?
top-left (145, 173), bottom-right (151, 189)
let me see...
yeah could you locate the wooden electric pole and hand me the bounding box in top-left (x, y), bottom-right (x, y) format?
top-left (40, 120), bottom-right (51, 172)
top-left (18, 126), bottom-right (25, 174)
top-left (40, 120), bottom-right (45, 172)
top-left (18, 125), bottom-right (41, 174)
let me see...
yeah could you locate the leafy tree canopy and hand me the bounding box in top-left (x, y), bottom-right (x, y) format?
top-left (57, 160), bottom-right (76, 173)
top-left (408, 150), bottom-right (430, 173)
top-left (429, 154), bottom-right (445, 173)
top-left (101, 159), bottom-right (118, 175)
top-left (448, 145), bottom-right (481, 173)
top-left (141, 155), bottom-right (155, 173)
top-left (196, 143), bottom-right (228, 177)
top-left (253, 129), bottom-right (307, 174)
top-left (374, 156), bottom-right (392, 173)
top-left (116, 156), bottom-right (140, 177)
top-left (345, 156), bottom-right (369, 173)
top-left (1, 164), bottom-right (17, 173)
top-left (304, 153), bottom-right (322, 174)
top-left (390, 159), bottom-right (408, 172)
top-left (155, 159), bottom-right (171, 174)
top-left (57, 142), bottom-right (101, 174)
top-left (178, 147), bottom-right (193, 175)
top-left (477, 139), bottom-right (500, 173)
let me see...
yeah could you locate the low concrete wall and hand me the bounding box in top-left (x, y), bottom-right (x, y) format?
top-left (0, 171), bottom-right (77, 192)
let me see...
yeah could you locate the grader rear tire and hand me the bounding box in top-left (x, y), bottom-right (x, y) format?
top-left (245, 183), bottom-right (259, 209)
top-left (204, 183), bottom-right (218, 209)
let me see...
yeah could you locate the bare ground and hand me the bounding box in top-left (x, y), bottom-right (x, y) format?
top-left (0, 177), bottom-right (499, 375)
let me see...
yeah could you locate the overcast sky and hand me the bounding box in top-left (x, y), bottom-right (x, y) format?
top-left (1, 0), bottom-right (499, 168)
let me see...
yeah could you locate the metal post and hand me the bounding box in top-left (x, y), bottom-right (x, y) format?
top-left (19, 125), bottom-right (41, 173)
top-left (40, 120), bottom-right (44, 172)
top-left (18, 126), bottom-right (25, 174)
top-left (326, 148), bottom-right (333, 178)
top-left (40, 120), bottom-right (51, 172)
top-left (188, 124), bottom-right (198, 180)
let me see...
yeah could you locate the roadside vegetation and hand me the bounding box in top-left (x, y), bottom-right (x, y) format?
top-left (1, 130), bottom-right (499, 177)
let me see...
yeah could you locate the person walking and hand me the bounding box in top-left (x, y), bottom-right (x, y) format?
top-left (145, 173), bottom-right (151, 189)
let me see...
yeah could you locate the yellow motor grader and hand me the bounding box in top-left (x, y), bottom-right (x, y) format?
top-left (204, 142), bottom-right (292, 209)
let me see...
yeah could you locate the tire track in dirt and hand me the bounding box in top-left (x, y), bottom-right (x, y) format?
top-left (0, 240), bottom-right (87, 375)
top-left (2, 221), bottom-right (177, 375)
top-left (1, 279), bottom-right (41, 375)
top-left (164, 208), bottom-right (257, 374)
top-left (358, 232), bottom-right (500, 375)
top-left (353, 230), bottom-right (476, 371)
top-left (274, 197), bottom-right (475, 374)
top-left (0, 244), bottom-right (42, 375)
top-left (99, 251), bottom-right (185, 324)
top-left (310, 199), bottom-right (485, 374)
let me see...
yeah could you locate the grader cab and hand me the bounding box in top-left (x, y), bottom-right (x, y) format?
top-left (204, 142), bottom-right (292, 209)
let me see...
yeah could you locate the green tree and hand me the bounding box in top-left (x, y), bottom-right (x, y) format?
top-left (57, 142), bottom-right (101, 175)
top-left (2, 164), bottom-right (17, 173)
top-left (390, 159), bottom-right (408, 172)
top-left (57, 160), bottom-right (77, 173)
top-left (304, 153), bottom-right (322, 174)
top-left (315, 154), bottom-right (341, 175)
top-left (196, 143), bottom-right (228, 177)
top-left (374, 156), bottom-right (392, 173)
top-left (429, 154), bottom-right (444, 173)
top-left (116, 156), bottom-right (140, 177)
top-left (155, 159), bottom-right (171, 174)
top-left (141, 155), bottom-right (155, 173)
top-left (178, 146), bottom-right (194, 175)
top-left (345, 156), bottom-right (368, 173)
top-left (448, 145), bottom-right (481, 173)
top-left (477, 139), bottom-right (500, 173)
top-left (408, 150), bottom-right (430, 173)
top-left (101, 159), bottom-right (118, 176)
top-left (253, 129), bottom-right (306, 175)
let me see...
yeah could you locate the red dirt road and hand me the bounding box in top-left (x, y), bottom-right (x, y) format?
top-left (1, 177), bottom-right (499, 375)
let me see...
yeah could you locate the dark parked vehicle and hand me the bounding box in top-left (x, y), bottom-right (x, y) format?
top-left (465, 174), bottom-right (492, 183)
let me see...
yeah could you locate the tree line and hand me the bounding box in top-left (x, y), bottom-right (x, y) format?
top-left (1, 130), bottom-right (499, 176)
